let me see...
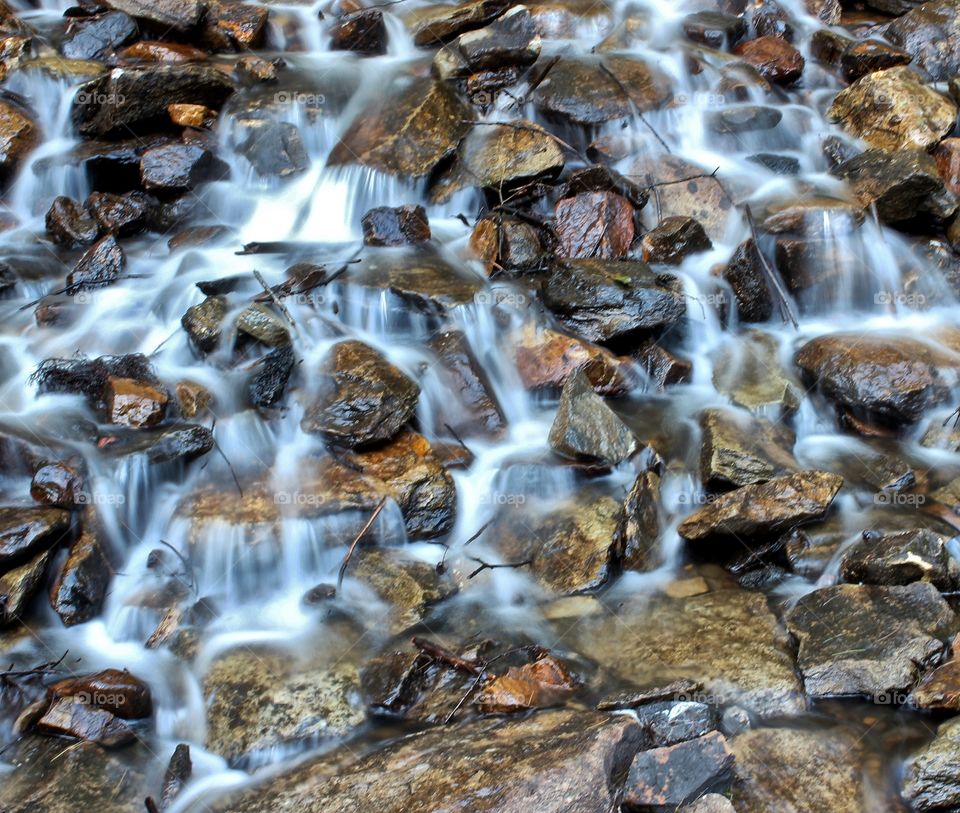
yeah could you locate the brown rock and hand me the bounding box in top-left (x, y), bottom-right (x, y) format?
top-left (31, 462), bottom-right (84, 507)
top-left (624, 732), bottom-right (734, 809)
top-left (720, 238), bottom-right (773, 322)
top-left (615, 470), bottom-right (662, 572)
top-left (348, 431), bottom-right (457, 539)
top-left (168, 103), bottom-right (213, 127)
top-left (0, 98), bottom-right (38, 189)
top-left (45, 196), bottom-right (99, 247)
top-left (201, 1), bottom-right (268, 50)
top-left (406, 0), bottom-right (509, 46)
top-left (49, 529), bottom-right (110, 626)
top-left (641, 216), bottom-right (712, 265)
top-left (513, 323), bottom-right (632, 395)
top-left (910, 636), bottom-right (960, 710)
top-left (475, 655), bottom-right (578, 714)
top-left (140, 143), bottom-right (224, 190)
top-left (119, 40), bottom-right (208, 63)
top-left (636, 343), bottom-right (692, 389)
top-left (935, 137), bottom-right (960, 197)
top-left (328, 78), bottom-right (473, 178)
top-left (67, 234), bottom-right (125, 292)
top-left (886, 0), bottom-right (960, 82)
top-left (469, 215), bottom-right (545, 273)
top-left (795, 333), bottom-right (960, 427)
top-left (49, 668), bottom-right (152, 719)
top-left (361, 204), bottom-right (430, 246)
top-left (427, 330), bottom-right (505, 438)
top-left (0, 549), bottom-right (51, 626)
top-left (331, 9), bottom-right (387, 55)
top-left (300, 340), bottom-right (419, 448)
top-left (828, 66), bottom-right (955, 152)
top-left (103, 0), bottom-right (202, 29)
top-left (733, 36), bottom-right (804, 84)
top-left (840, 39), bottom-right (912, 81)
top-left (35, 697), bottom-right (135, 747)
top-left (677, 470), bottom-right (843, 543)
top-left (85, 191), bottom-right (151, 236)
top-left (0, 507), bottom-right (70, 569)
top-left (105, 376), bottom-right (168, 428)
top-left (555, 191), bottom-right (634, 259)
top-left (699, 407), bottom-right (797, 488)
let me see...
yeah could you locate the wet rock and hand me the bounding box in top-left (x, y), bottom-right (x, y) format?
top-left (747, 153), bottom-right (799, 175)
top-left (785, 582), bottom-right (954, 699)
top-left (470, 215), bottom-right (545, 273)
top-left (433, 119), bottom-right (563, 202)
top-left (349, 548), bottom-right (456, 629)
top-left (0, 735), bottom-right (149, 812)
top-left (233, 54), bottom-right (278, 83)
top-left (513, 324), bottom-right (632, 395)
top-left (751, 0), bottom-right (792, 39)
top-left (45, 196), bottom-right (99, 247)
top-left (35, 697), bottom-right (134, 746)
top-left (571, 589), bottom-right (804, 718)
top-left (840, 529), bottom-right (959, 590)
top-left (0, 98), bottom-right (38, 189)
top-left (104, 0), bottom-right (202, 30)
top-left (560, 164), bottom-right (649, 210)
top-left (682, 10), bottom-right (745, 48)
top-left (533, 55), bottom-right (672, 124)
top-left (935, 138), bottom-right (960, 198)
top-left (548, 368), bottom-right (636, 465)
top-left (0, 507), bottom-right (71, 568)
top-left (234, 117), bottom-right (308, 178)
top-left (624, 731), bottom-right (734, 810)
top-left (67, 233), bottom-right (124, 292)
top-left (119, 40), bottom-right (207, 63)
top-left (301, 340), bottom-right (419, 448)
top-left (140, 143), bottom-right (225, 191)
top-left (476, 654), bottom-right (578, 714)
top-left (633, 698), bottom-right (716, 746)
top-left (330, 8), bottom-right (387, 55)
top-left (840, 39), bottom-right (912, 82)
top-left (554, 191), bottom-right (633, 259)
top-left (699, 407), bottom-right (796, 488)
top-left (615, 470), bottom-right (662, 572)
top-left (106, 423), bottom-right (214, 464)
top-left (0, 549), bottom-right (51, 626)
top-left (406, 0), bottom-right (509, 45)
top-left (732, 727), bottom-right (865, 812)
top-left (683, 795), bottom-right (736, 813)
top-left (169, 102), bottom-right (214, 127)
top-left (433, 6), bottom-right (539, 78)
top-left (810, 28), bottom-right (850, 66)
top-left (886, 0), bottom-right (960, 81)
top-left (32, 352), bottom-right (156, 403)
top-left (174, 381), bottom-right (212, 420)
top-left (733, 36), bottom-right (804, 84)
top-left (200, 0), bottom-right (268, 51)
top-left (219, 709), bottom-right (642, 813)
top-left (794, 333), bottom-right (960, 428)
top-left (162, 744), bottom-right (192, 808)
top-left (497, 492), bottom-right (621, 593)
top-left (105, 375), bottom-right (168, 428)
top-left (630, 155), bottom-right (733, 242)
top-left (49, 668), bottom-right (152, 719)
top-left (427, 330), bottom-right (504, 438)
top-left (720, 238), bottom-right (773, 322)
top-left (61, 11), bottom-right (137, 61)
top-left (236, 303), bottom-right (290, 346)
top-left (351, 248), bottom-right (483, 315)
top-left (828, 67), bottom-right (954, 152)
top-left (641, 216), bottom-right (712, 265)
top-left (31, 462), bottom-right (84, 507)
top-left (349, 431), bottom-right (457, 539)
top-left (72, 65), bottom-right (235, 136)
top-left (85, 191), bottom-right (151, 235)
top-left (542, 258), bottom-right (685, 346)
top-left (203, 648), bottom-right (364, 764)
top-left (637, 343), bottom-right (692, 388)
top-left (328, 78), bottom-right (473, 178)
top-left (249, 344), bottom-right (294, 408)
top-left (677, 470), bottom-right (843, 544)
top-left (181, 295), bottom-right (226, 353)
top-left (362, 204), bottom-right (430, 247)
top-left (49, 529), bottom-right (110, 626)
top-left (709, 105), bottom-right (781, 134)
top-left (903, 717), bottom-right (960, 812)
top-left (833, 149), bottom-right (957, 225)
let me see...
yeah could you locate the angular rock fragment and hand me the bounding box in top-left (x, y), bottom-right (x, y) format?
top-left (548, 369), bottom-right (636, 465)
top-left (840, 529), bottom-right (958, 590)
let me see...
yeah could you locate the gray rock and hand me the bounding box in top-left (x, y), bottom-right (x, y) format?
top-left (886, 0), bottom-right (960, 80)
top-left (548, 369), bottom-right (637, 465)
top-left (615, 469), bottom-right (663, 572)
top-left (785, 582), bottom-right (955, 699)
top-left (840, 529), bottom-right (959, 590)
top-left (216, 709), bottom-right (643, 812)
top-left (903, 717), bottom-right (960, 811)
top-left (699, 407), bottom-right (797, 488)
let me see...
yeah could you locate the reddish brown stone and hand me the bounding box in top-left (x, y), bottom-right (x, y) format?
top-left (105, 376), bottom-right (168, 428)
top-left (733, 36), bottom-right (804, 84)
top-left (514, 324), bottom-right (632, 395)
top-left (48, 667), bottom-right (153, 719)
top-left (555, 191), bottom-right (634, 259)
top-left (119, 41), bottom-right (209, 63)
top-left (935, 138), bottom-right (960, 197)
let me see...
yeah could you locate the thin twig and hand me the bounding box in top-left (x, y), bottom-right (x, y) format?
top-left (443, 423), bottom-right (472, 459)
top-left (156, 540), bottom-right (197, 597)
top-left (412, 637), bottom-right (482, 674)
top-left (743, 204), bottom-right (799, 329)
top-left (463, 519), bottom-right (493, 546)
top-left (253, 269), bottom-right (298, 331)
top-left (337, 498), bottom-right (388, 590)
top-left (467, 556), bottom-right (533, 579)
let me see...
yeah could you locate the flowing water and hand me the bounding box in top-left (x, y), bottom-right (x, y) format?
top-left (0, 0), bottom-right (958, 808)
